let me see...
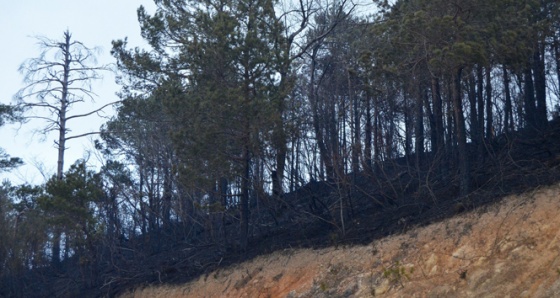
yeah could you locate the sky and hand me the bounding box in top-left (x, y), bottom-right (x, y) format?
top-left (0, 1), bottom-right (157, 185)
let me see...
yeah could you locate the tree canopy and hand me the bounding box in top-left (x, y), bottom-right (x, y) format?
top-left (2, 0), bottom-right (560, 296)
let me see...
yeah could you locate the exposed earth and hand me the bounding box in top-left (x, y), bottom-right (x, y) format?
top-left (121, 182), bottom-right (560, 297)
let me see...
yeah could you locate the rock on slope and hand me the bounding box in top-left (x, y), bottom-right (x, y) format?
top-left (122, 183), bottom-right (560, 297)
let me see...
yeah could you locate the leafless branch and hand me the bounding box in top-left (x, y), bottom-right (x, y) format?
top-left (64, 131), bottom-right (103, 142)
top-left (65, 100), bottom-right (121, 121)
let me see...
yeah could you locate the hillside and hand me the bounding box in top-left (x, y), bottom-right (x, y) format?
top-left (2, 1), bottom-right (560, 297)
top-left (102, 120), bottom-right (560, 297)
top-left (3, 120), bottom-right (559, 298)
top-left (122, 182), bottom-right (560, 297)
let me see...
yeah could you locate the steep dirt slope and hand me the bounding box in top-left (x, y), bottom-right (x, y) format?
top-left (122, 183), bottom-right (560, 297)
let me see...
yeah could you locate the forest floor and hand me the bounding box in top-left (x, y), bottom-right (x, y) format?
top-left (121, 182), bottom-right (560, 297)
top-left (5, 125), bottom-right (560, 297)
top-left (85, 120), bottom-right (560, 298)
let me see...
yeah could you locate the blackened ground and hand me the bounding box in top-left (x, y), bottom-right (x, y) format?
top-left (4, 120), bottom-right (560, 298)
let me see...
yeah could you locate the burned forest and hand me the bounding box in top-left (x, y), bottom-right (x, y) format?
top-left (1, 0), bottom-right (560, 296)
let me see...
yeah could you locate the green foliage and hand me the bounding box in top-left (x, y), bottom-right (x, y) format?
top-left (0, 183), bottom-right (49, 275)
top-left (112, 0), bottom-right (288, 195)
top-left (0, 104), bottom-right (23, 126)
top-left (0, 149), bottom-right (23, 172)
top-left (0, 104), bottom-right (22, 172)
top-left (2, 0), bottom-right (560, 295)
top-left (39, 161), bottom-right (104, 253)
top-left (382, 261), bottom-right (414, 286)
top-left (371, 0), bottom-right (554, 76)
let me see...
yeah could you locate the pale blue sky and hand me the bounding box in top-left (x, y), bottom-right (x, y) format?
top-left (0, 1), bottom-right (156, 184)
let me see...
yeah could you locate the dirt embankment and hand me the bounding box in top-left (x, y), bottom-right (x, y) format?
top-left (122, 183), bottom-right (560, 297)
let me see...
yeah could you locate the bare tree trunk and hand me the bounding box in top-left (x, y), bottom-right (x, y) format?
top-left (533, 47), bottom-right (548, 129)
top-left (446, 80), bottom-right (455, 158)
top-left (272, 111), bottom-right (286, 199)
top-left (15, 30), bottom-right (108, 266)
top-left (162, 156), bottom-right (172, 229)
top-left (431, 77), bottom-right (446, 178)
top-left (406, 90), bottom-right (414, 159)
top-left (554, 34), bottom-right (560, 104)
top-left (239, 144), bottom-right (250, 251)
top-left (373, 93), bottom-right (381, 173)
top-left (219, 177), bottom-right (229, 244)
top-left (309, 47), bottom-right (335, 181)
top-left (139, 167), bottom-right (147, 235)
top-left (51, 32), bottom-right (74, 267)
top-left (56, 32), bottom-right (72, 181)
top-left (423, 87), bottom-right (434, 153)
top-left (503, 66), bottom-right (513, 132)
top-left (364, 92), bottom-right (373, 174)
top-left (295, 137), bottom-right (301, 189)
top-left (524, 67), bottom-right (537, 130)
top-left (350, 71), bottom-right (360, 175)
top-left (467, 72), bottom-right (478, 144)
top-left (485, 67), bottom-right (494, 139)
top-left (476, 66), bottom-right (485, 165)
top-left (453, 69), bottom-right (470, 196)
top-left (328, 92), bottom-right (340, 181)
top-left (415, 85), bottom-right (424, 170)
